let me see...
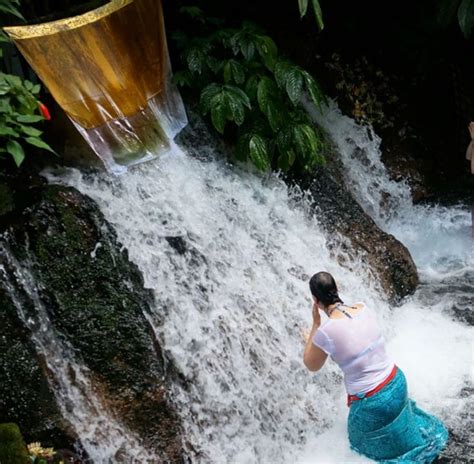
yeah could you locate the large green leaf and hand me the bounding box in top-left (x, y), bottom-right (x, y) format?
top-left (248, 134), bottom-right (270, 171)
top-left (187, 47), bottom-right (206, 74)
top-left (285, 68), bottom-right (304, 105)
top-left (210, 94), bottom-right (228, 134)
top-left (458, 0), bottom-right (474, 37)
top-left (6, 140), bottom-right (24, 166)
top-left (274, 60), bottom-right (292, 89)
top-left (225, 93), bottom-right (245, 125)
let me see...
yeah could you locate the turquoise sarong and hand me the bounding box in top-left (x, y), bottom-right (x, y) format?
top-left (348, 368), bottom-right (448, 463)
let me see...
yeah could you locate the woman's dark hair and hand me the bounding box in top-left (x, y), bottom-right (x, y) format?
top-left (309, 271), bottom-right (343, 307)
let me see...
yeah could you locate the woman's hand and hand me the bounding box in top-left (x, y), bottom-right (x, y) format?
top-left (312, 302), bottom-right (321, 328)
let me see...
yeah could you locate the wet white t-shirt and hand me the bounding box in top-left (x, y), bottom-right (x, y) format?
top-left (312, 304), bottom-right (395, 395)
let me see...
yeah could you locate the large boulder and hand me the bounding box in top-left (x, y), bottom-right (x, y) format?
top-left (296, 158), bottom-right (419, 303)
top-left (0, 184), bottom-right (183, 461)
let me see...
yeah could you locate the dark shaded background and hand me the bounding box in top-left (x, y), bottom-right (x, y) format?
top-left (165, 0), bottom-right (474, 193)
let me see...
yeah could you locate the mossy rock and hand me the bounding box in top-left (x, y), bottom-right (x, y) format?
top-left (0, 289), bottom-right (68, 448)
top-left (0, 423), bottom-right (29, 464)
top-left (2, 185), bottom-right (183, 461)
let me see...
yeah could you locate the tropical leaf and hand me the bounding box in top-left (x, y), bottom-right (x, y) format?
top-left (186, 47), bottom-right (206, 74)
top-left (248, 134), bottom-right (270, 170)
top-left (245, 75), bottom-right (260, 102)
top-left (285, 68), bottom-right (304, 105)
top-left (298, 0), bottom-right (309, 17)
top-left (226, 93), bottom-right (245, 125)
top-left (256, 35), bottom-right (278, 70)
top-left (311, 0), bottom-right (324, 30)
top-left (6, 140), bottom-right (24, 166)
top-left (210, 95), bottom-right (228, 133)
top-left (302, 70), bottom-right (325, 108)
top-left (458, 0), bottom-right (474, 37)
top-left (200, 83), bottom-right (222, 113)
top-left (274, 60), bottom-right (293, 89)
top-left (223, 59), bottom-right (245, 84)
top-left (225, 85), bottom-right (251, 109)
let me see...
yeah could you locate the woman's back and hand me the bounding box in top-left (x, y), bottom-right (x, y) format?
top-left (313, 304), bottom-right (394, 395)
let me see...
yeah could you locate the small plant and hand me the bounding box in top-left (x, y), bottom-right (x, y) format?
top-left (0, 1), bottom-right (55, 167)
top-left (174, 8), bottom-right (328, 173)
top-left (0, 72), bottom-right (54, 166)
top-left (28, 442), bottom-right (57, 463)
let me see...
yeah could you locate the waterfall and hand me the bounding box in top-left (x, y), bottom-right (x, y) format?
top-left (44, 106), bottom-right (472, 462)
top-left (0, 244), bottom-right (156, 463)
top-left (309, 100), bottom-right (473, 326)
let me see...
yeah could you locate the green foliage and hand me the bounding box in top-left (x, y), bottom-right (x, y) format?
top-left (0, 2), bottom-right (55, 168)
top-left (298, 0), bottom-right (324, 30)
top-left (437, 0), bottom-right (474, 38)
top-left (174, 11), bottom-right (327, 173)
top-left (0, 72), bottom-right (55, 166)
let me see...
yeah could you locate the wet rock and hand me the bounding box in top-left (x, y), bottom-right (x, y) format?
top-left (0, 285), bottom-right (72, 449)
top-left (297, 160), bottom-right (419, 303)
top-left (1, 185), bottom-right (184, 461)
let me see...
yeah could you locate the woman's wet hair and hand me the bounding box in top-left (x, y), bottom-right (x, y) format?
top-left (309, 271), bottom-right (343, 307)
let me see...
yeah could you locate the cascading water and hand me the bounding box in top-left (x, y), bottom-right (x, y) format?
top-left (45, 101), bottom-right (472, 462)
top-left (0, 244), bottom-right (156, 463)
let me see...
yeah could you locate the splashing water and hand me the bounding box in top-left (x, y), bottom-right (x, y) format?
top-left (0, 245), bottom-right (156, 463)
top-left (47, 106), bottom-right (472, 462)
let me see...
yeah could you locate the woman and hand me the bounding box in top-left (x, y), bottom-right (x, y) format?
top-left (303, 271), bottom-right (448, 463)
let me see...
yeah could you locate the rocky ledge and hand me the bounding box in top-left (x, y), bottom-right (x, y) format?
top-left (0, 182), bottom-right (183, 462)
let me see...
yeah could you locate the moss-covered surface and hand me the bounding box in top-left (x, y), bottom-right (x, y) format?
top-left (0, 289), bottom-right (69, 448)
top-left (2, 185), bottom-right (183, 461)
top-left (0, 423), bottom-right (29, 464)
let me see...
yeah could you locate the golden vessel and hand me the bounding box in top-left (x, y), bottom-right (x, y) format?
top-left (5, 0), bottom-right (187, 172)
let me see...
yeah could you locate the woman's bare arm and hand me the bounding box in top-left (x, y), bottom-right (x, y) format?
top-left (303, 303), bottom-right (328, 372)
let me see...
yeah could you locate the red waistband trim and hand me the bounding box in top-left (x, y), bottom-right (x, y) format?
top-left (347, 365), bottom-right (398, 407)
